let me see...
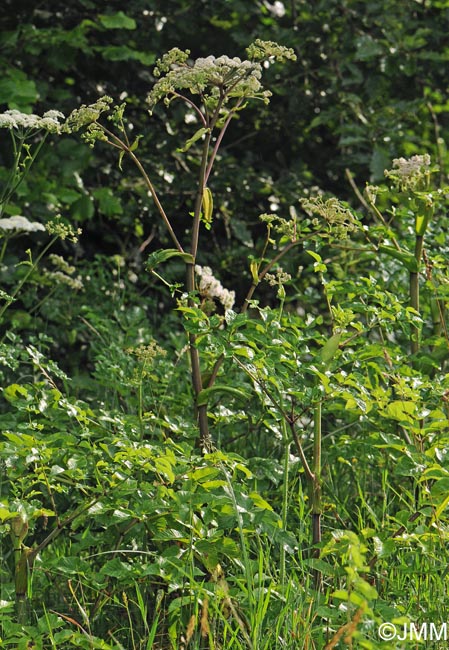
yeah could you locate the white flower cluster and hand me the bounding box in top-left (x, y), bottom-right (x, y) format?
top-left (391, 154), bottom-right (431, 177)
top-left (385, 154), bottom-right (431, 191)
top-left (148, 50), bottom-right (269, 111)
top-left (193, 55), bottom-right (262, 90)
top-left (45, 254), bottom-right (83, 290)
top-left (0, 215), bottom-right (46, 233)
top-left (0, 109), bottom-right (65, 134)
top-left (195, 264), bottom-right (235, 311)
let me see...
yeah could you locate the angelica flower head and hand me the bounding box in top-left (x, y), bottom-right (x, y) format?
top-left (0, 109), bottom-right (65, 134)
top-left (63, 96), bottom-right (113, 133)
top-left (195, 265), bottom-right (235, 311)
top-left (0, 216), bottom-right (46, 234)
top-left (385, 154), bottom-right (432, 191)
top-left (147, 40), bottom-right (294, 113)
top-left (300, 196), bottom-right (360, 240)
top-left (148, 51), bottom-right (266, 112)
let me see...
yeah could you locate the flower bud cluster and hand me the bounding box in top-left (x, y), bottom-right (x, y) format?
top-left (63, 97), bottom-right (113, 133)
top-left (46, 216), bottom-right (82, 243)
top-left (300, 197), bottom-right (359, 240)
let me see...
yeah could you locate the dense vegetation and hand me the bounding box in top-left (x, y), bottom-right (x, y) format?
top-left (2, 1), bottom-right (449, 648)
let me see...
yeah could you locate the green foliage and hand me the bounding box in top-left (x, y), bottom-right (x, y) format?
top-left (2, 3), bottom-right (449, 648)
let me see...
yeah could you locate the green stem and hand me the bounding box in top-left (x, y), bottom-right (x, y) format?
top-left (187, 130), bottom-right (213, 451)
top-left (126, 148), bottom-right (184, 254)
top-left (0, 236), bottom-right (58, 324)
top-left (410, 234), bottom-right (424, 355)
top-left (280, 419), bottom-right (290, 587)
top-left (312, 398), bottom-right (322, 550)
top-left (206, 239), bottom-right (301, 389)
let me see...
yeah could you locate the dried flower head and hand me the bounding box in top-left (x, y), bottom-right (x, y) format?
top-left (265, 267), bottom-right (292, 287)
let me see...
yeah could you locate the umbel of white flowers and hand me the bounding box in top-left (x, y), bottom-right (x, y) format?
top-left (0, 216), bottom-right (46, 233)
top-left (195, 265), bottom-right (235, 311)
top-left (0, 110), bottom-right (65, 134)
top-left (384, 154), bottom-right (432, 191)
top-left (147, 39), bottom-right (296, 112)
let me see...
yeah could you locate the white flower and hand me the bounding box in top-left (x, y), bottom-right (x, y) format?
top-left (43, 110), bottom-right (65, 120)
top-left (195, 265), bottom-right (235, 310)
top-left (0, 109), bottom-right (65, 134)
top-left (0, 216), bottom-right (46, 233)
top-left (385, 154), bottom-right (432, 190)
top-left (265, 1), bottom-right (286, 17)
top-left (0, 114), bottom-right (17, 129)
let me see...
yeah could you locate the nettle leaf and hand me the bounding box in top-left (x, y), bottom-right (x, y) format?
top-left (177, 127), bottom-right (209, 153)
top-left (146, 248), bottom-right (194, 271)
top-left (98, 12), bottom-right (136, 30)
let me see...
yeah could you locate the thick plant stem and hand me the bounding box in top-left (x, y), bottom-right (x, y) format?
top-left (312, 399), bottom-right (322, 548)
top-left (410, 234), bottom-right (424, 355)
top-left (280, 420), bottom-right (290, 587)
top-left (14, 546), bottom-right (30, 624)
top-left (186, 132), bottom-right (213, 451)
top-left (311, 397), bottom-right (322, 587)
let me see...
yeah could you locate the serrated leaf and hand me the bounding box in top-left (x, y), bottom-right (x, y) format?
top-left (146, 248), bottom-right (194, 271)
top-left (3, 384), bottom-right (28, 401)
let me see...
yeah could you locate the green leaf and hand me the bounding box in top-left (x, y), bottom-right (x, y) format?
top-left (249, 492), bottom-right (273, 511)
top-left (319, 332), bottom-right (342, 365)
top-left (118, 149), bottom-right (125, 171)
top-left (0, 69), bottom-right (38, 109)
top-left (197, 385), bottom-right (250, 407)
top-left (146, 249), bottom-right (194, 271)
top-left (3, 383), bottom-right (29, 401)
top-left (378, 245), bottom-right (418, 272)
top-left (130, 135), bottom-right (143, 152)
top-left (384, 400), bottom-right (416, 424)
top-left (93, 187), bottom-right (123, 217)
top-left (71, 194), bottom-right (95, 221)
top-left (98, 12), bottom-right (136, 30)
top-left (177, 127), bottom-right (209, 153)
top-left (99, 45), bottom-right (155, 66)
